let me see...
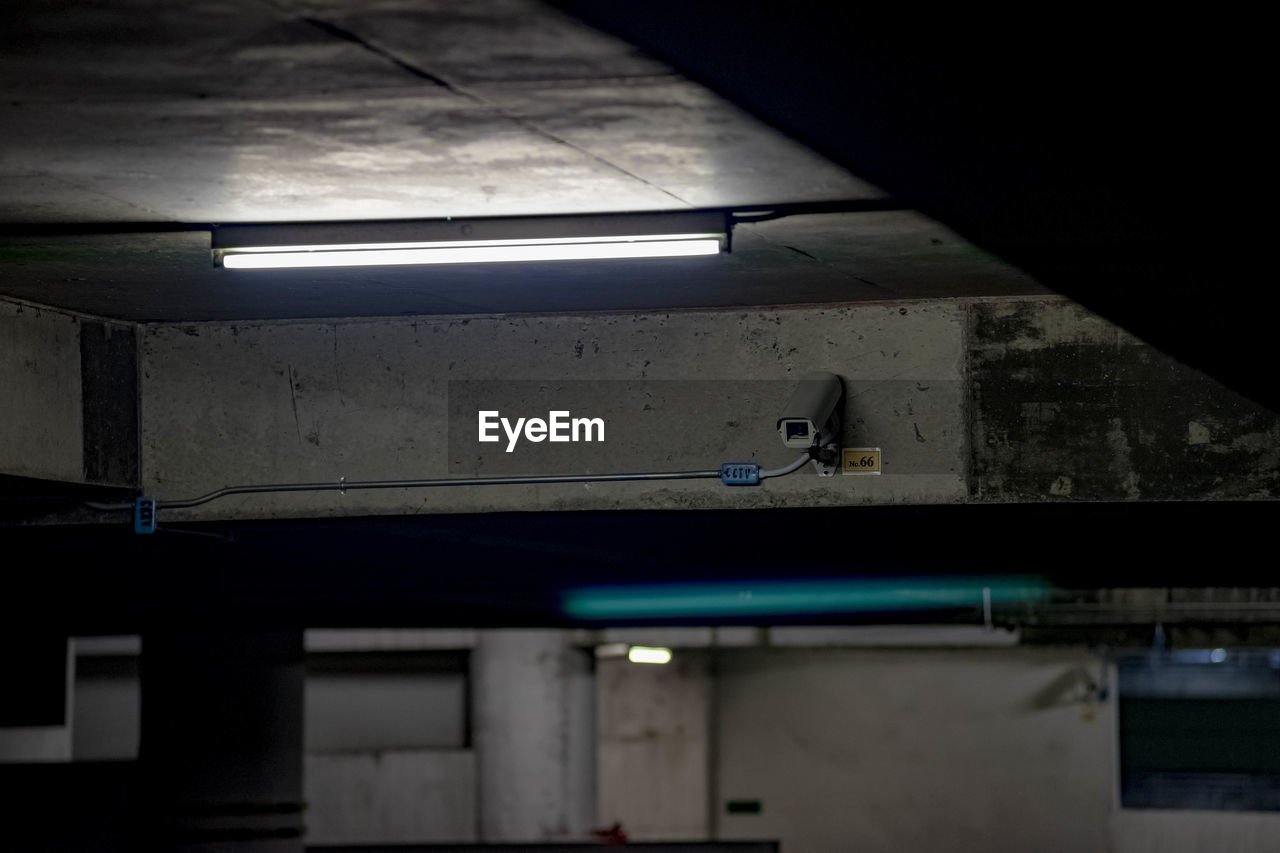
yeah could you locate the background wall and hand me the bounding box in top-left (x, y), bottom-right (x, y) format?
top-left (305, 750), bottom-right (476, 844)
top-left (713, 647), bottom-right (1112, 853)
top-left (597, 649), bottom-right (711, 839)
top-left (48, 633), bottom-right (1280, 851)
top-left (600, 642), bottom-right (1280, 853)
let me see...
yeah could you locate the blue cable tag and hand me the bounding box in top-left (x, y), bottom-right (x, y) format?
top-left (720, 463), bottom-right (761, 486)
top-left (134, 497), bottom-right (157, 534)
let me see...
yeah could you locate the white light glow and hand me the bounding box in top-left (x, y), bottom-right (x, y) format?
top-left (594, 642), bottom-right (630, 659)
top-left (627, 645), bottom-right (673, 664)
top-left (1211, 648), bottom-right (1227, 663)
top-left (221, 237), bottom-right (722, 269)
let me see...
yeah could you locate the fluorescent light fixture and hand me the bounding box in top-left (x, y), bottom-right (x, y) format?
top-left (627, 645), bottom-right (673, 664)
top-left (221, 236), bottom-right (720, 269)
top-left (212, 212), bottom-right (729, 270)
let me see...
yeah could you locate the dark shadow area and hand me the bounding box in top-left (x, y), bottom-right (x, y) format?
top-left (552, 4), bottom-right (1275, 410)
top-left (5, 501), bottom-right (1277, 633)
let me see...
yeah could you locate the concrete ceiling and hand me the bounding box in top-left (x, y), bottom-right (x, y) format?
top-left (0, 0), bottom-right (1046, 321)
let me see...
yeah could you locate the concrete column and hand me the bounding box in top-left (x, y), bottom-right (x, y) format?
top-left (139, 631), bottom-right (304, 852)
top-left (472, 630), bottom-right (595, 841)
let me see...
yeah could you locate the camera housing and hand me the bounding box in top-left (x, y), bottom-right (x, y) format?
top-left (777, 371), bottom-right (843, 448)
top-left (777, 371), bottom-right (843, 475)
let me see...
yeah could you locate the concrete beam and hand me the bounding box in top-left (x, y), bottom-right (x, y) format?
top-left (131, 295), bottom-right (1276, 522)
top-left (139, 301), bottom-right (966, 520)
top-left (969, 300), bottom-right (1279, 501)
top-left (1, 299), bottom-right (84, 482)
top-left (6, 293), bottom-right (1274, 523)
top-left (0, 297), bottom-right (137, 487)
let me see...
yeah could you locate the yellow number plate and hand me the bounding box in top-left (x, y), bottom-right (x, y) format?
top-left (842, 447), bottom-right (882, 475)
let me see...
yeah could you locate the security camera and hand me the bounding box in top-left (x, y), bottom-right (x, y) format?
top-left (777, 371), bottom-right (844, 477)
top-left (777, 371), bottom-right (843, 448)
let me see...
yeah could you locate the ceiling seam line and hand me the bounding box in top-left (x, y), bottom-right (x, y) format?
top-left (40, 171), bottom-right (164, 220)
top-left (739, 226), bottom-right (897, 295)
top-left (455, 86), bottom-right (696, 209)
top-left (284, 9), bottom-right (696, 208)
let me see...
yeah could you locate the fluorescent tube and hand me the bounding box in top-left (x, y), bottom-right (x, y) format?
top-left (219, 236), bottom-right (722, 270)
top-left (627, 646), bottom-right (673, 664)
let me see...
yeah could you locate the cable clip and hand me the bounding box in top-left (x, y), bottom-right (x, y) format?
top-left (338, 476), bottom-right (347, 496)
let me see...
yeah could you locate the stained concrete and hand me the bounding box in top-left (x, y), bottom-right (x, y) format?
top-left (597, 652), bottom-right (711, 840)
top-left (0, 299), bottom-right (85, 482)
top-left (0, 297), bottom-right (138, 487)
top-left (969, 300), bottom-right (1280, 501)
top-left (131, 293), bottom-right (1278, 522)
top-left (80, 319), bottom-right (138, 486)
top-left (305, 750), bottom-right (477, 845)
top-left (713, 647), bottom-right (1114, 853)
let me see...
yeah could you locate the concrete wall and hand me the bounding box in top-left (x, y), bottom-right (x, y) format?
top-left (69, 644), bottom-right (469, 759)
top-left (0, 297), bottom-right (137, 487)
top-left (0, 725), bottom-right (71, 762)
top-left (138, 301), bottom-right (966, 520)
top-left (38, 632), bottom-right (1280, 850)
top-left (0, 299), bottom-right (85, 482)
top-left (64, 639), bottom-right (480, 845)
top-left (305, 667), bottom-right (465, 753)
top-left (6, 292), bottom-right (1272, 517)
top-left (305, 749), bottom-right (476, 844)
top-left (597, 652), bottom-right (711, 839)
top-left (133, 295), bottom-right (1276, 522)
top-left (713, 647), bottom-right (1113, 853)
top-left (598, 643), bottom-right (1280, 853)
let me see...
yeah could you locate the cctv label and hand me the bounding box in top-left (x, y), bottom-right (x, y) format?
top-left (842, 447), bottom-right (882, 475)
